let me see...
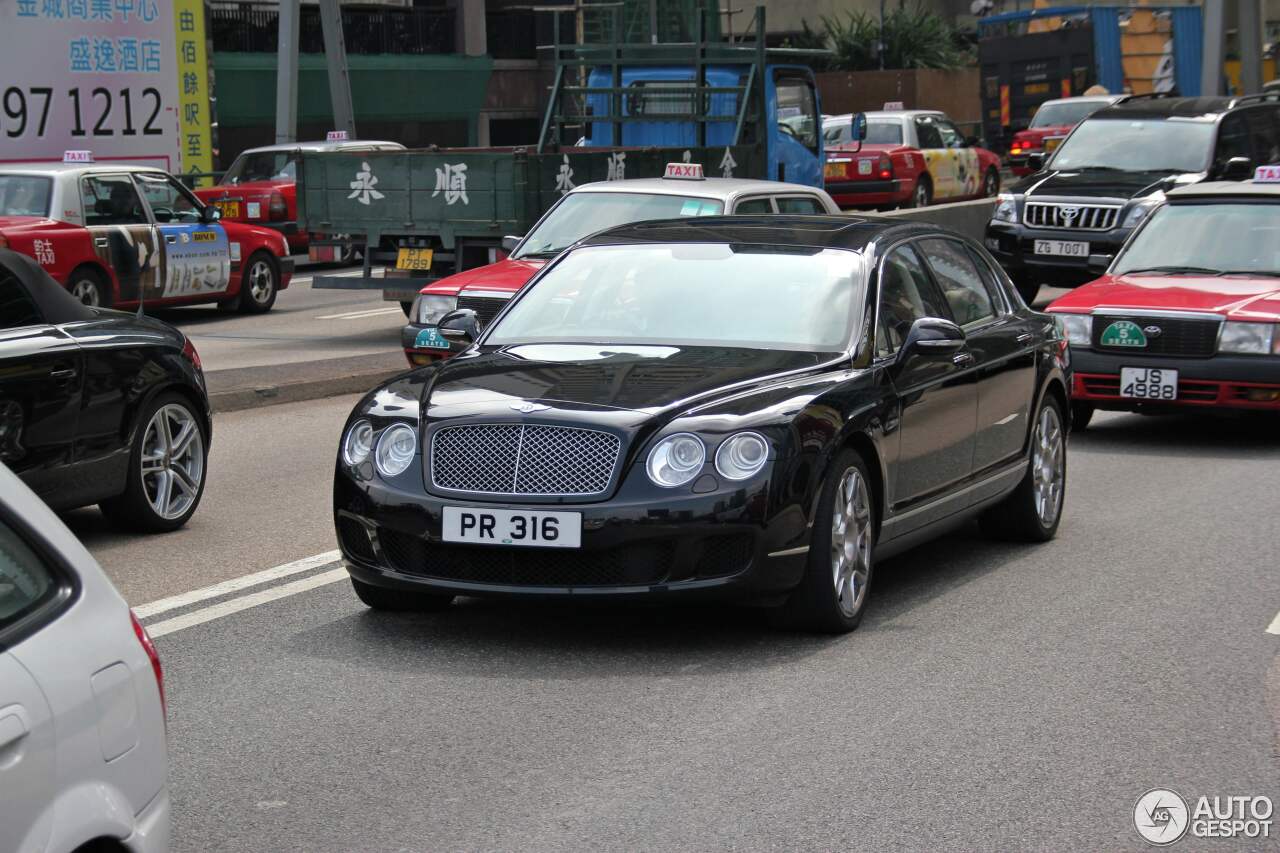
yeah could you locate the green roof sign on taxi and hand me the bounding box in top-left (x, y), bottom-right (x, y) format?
top-left (1100, 320), bottom-right (1147, 347)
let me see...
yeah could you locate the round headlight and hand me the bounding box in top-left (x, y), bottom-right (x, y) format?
top-left (645, 433), bottom-right (705, 487)
top-left (342, 420), bottom-right (373, 466)
top-left (715, 432), bottom-right (769, 481)
top-left (375, 423), bottom-right (417, 477)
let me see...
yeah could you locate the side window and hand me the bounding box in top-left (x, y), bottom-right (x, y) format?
top-left (0, 271), bottom-right (42, 330)
top-left (775, 196), bottom-right (824, 214)
top-left (0, 515), bottom-right (59, 635)
top-left (876, 244), bottom-right (950, 357)
top-left (733, 197), bottom-right (775, 214)
top-left (915, 117), bottom-right (944, 149)
top-left (81, 174), bottom-right (147, 226)
top-left (134, 174), bottom-right (202, 223)
top-left (965, 245), bottom-right (1012, 312)
top-left (919, 238), bottom-right (996, 327)
top-left (774, 74), bottom-right (819, 152)
top-left (935, 119), bottom-right (964, 149)
top-left (1244, 108), bottom-right (1280, 166)
top-left (1214, 114), bottom-right (1252, 173)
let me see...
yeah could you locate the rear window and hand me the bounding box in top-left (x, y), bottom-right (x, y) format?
top-left (514, 192), bottom-right (724, 259)
top-left (221, 151), bottom-right (296, 184)
top-left (0, 516), bottom-right (58, 633)
top-left (865, 122), bottom-right (904, 144)
top-left (1030, 100), bottom-right (1109, 129)
top-left (0, 176), bottom-right (52, 217)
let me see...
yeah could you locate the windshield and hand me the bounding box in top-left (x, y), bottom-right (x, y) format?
top-left (0, 176), bottom-right (51, 217)
top-left (1030, 101), bottom-right (1108, 129)
top-left (488, 243), bottom-right (863, 352)
top-left (1115, 202), bottom-right (1280, 275)
top-left (822, 120), bottom-right (902, 146)
top-left (221, 151), bottom-right (297, 184)
top-left (1049, 118), bottom-right (1214, 173)
top-left (513, 193), bottom-right (724, 259)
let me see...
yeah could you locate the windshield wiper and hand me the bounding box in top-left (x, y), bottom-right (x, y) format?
top-left (1218, 270), bottom-right (1280, 278)
top-left (1122, 265), bottom-right (1222, 275)
top-left (518, 247), bottom-right (566, 259)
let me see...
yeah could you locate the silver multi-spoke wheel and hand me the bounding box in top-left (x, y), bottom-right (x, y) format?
top-left (247, 259), bottom-right (275, 304)
top-left (830, 466), bottom-right (873, 618)
top-left (1032, 403), bottom-right (1065, 526)
top-left (71, 279), bottom-right (101, 306)
top-left (141, 403), bottom-right (205, 521)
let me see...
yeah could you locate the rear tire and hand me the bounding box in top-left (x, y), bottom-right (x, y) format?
top-left (1070, 401), bottom-right (1094, 432)
top-left (982, 167), bottom-right (1000, 198)
top-left (906, 176), bottom-right (932, 209)
top-left (237, 251), bottom-right (278, 314)
top-left (68, 266), bottom-right (111, 308)
top-left (774, 448), bottom-right (876, 634)
top-left (980, 395), bottom-right (1066, 542)
top-left (351, 578), bottom-right (454, 612)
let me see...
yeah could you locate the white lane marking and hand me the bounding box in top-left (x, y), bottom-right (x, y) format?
top-left (995, 412), bottom-right (1020, 426)
top-left (133, 550), bottom-right (340, 619)
top-left (1267, 610), bottom-right (1280, 635)
top-left (314, 306), bottom-right (403, 321)
top-left (146, 568), bottom-right (349, 638)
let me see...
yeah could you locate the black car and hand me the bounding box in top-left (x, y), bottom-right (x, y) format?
top-left (334, 217), bottom-right (1070, 633)
top-left (0, 249), bottom-right (211, 531)
top-left (986, 93), bottom-right (1280, 302)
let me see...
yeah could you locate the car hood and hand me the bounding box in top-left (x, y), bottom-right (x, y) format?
top-left (194, 180), bottom-right (292, 200)
top-left (1012, 169), bottom-right (1197, 200)
top-left (0, 215), bottom-right (56, 231)
top-left (421, 257), bottom-right (547, 297)
top-left (420, 344), bottom-right (838, 424)
top-left (1048, 274), bottom-right (1280, 321)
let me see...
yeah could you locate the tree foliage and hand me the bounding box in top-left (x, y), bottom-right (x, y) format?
top-left (819, 6), bottom-right (973, 72)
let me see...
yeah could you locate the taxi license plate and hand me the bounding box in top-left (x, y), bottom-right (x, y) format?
top-left (1044, 137), bottom-right (1064, 152)
top-left (396, 248), bottom-right (434, 271)
top-left (1034, 239), bottom-right (1089, 257)
top-left (215, 200), bottom-right (240, 218)
top-left (824, 161), bottom-right (848, 180)
top-left (1120, 367), bottom-right (1177, 400)
top-left (442, 507), bottom-right (581, 548)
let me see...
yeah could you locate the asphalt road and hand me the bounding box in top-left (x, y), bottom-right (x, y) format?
top-left (69, 396), bottom-right (1280, 852)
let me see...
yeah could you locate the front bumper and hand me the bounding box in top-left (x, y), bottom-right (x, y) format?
top-left (401, 322), bottom-right (463, 366)
top-left (1070, 348), bottom-right (1280, 411)
top-left (826, 178), bottom-right (909, 208)
top-left (986, 220), bottom-right (1135, 287)
top-left (334, 463), bottom-right (809, 602)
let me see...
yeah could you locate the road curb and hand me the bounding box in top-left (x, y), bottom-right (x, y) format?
top-left (206, 352), bottom-right (409, 413)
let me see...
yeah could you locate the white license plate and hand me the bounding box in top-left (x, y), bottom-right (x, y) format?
top-left (442, 506), bottom-right (581, 548)
top-left (1034, 239), bottom-right (1089, 257)
top-left (858, 159), bottom-right (873, 175)
top-left (1120, 367), bottom-right (1178, 400)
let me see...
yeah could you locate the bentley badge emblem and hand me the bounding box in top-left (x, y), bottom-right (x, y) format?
top-left (510, 401), bottom-right (550, 413)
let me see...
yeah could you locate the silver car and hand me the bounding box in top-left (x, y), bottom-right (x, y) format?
top-left (0, 463), bottom-right (169, 853)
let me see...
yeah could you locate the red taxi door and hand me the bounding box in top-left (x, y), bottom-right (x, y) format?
top-left (78, 173), bottom-right (160, 306)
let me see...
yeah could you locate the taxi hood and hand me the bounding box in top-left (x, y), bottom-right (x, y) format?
top-left (420, 257), bottom-right (546, 297)
top-left (1049, 273), bottom-right (1280, 322)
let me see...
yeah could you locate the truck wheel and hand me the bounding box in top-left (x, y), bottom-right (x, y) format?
top-left (68, 266), bottom-right (110, 308)
top-left (983, 167), bottom-right (1000, 198)
top-left (238, 252), bottom-right (278, 314)
top-left (907, 176), bottom-right (932, 209)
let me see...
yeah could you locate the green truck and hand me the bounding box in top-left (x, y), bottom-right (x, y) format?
top-left (297, 9), bottom-right (827, 305)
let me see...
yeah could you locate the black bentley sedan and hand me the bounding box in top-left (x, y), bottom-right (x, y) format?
top-left (0, 249), bottom-right (211, 531)
top-left (334, 217), bottom-right (1070, 632)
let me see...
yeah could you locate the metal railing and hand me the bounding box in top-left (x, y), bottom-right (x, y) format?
top-left (209, 3), bottom-right (456, 55)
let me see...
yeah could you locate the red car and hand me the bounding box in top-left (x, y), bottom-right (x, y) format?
top-left (822, 109), bottom-right (1002, 209)
top-left (1007, 95), bottom-right (1119, 176)
top-left (0, 158), bottom-right (293, 312)
top-left (1046, 175), bottom-right (1280, 429)
top-left (193, 138), bottom-right (403, 256)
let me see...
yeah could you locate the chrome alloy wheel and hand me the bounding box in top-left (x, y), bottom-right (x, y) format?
top-left (831, 466), bottom-right (873, 618)
top-left (247, 259), bottom-right (275, 304)
top-left (71, 279), bottom-right (101, 306)
top-left (141, 403), bottom-right (205, 520)
top-left (1032, 404), bottom-right (1065, 527)
top-left (914, 181), bottom-right (929, 208)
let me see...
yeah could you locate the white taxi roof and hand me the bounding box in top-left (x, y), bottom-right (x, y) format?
top-left (1167, 180), bottom-right (1280, 199)
top-left (0, 162), bottom-right (169, 179)
top-left (238, 140), bottom-right (406, 155)
top-left (824, 110), bottom-right (944, 126)
top-left (1035, 95), bottom-right (1122, 109)
top-left (568, 176), bottom-right (835, 204)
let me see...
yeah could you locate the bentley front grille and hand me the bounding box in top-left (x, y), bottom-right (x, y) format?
top-left (430, 423), bottom-right (621, 496)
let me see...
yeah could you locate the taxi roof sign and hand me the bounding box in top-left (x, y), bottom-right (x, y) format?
top-left (326, 130), bottom-right (350, 142)
top-left (63, 150), bottom-right (93, 164)
top-left (883, 101), bottom-right (905, 111)
top-left (1254, 165), bottom-right (1280, 183)
top-left (664, 162), bottom-right (704, 180)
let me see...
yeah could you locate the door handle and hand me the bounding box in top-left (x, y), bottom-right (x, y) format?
top-left (94, 237), bottom-right (109, 248)
top-left (49, 366), bottom-right (77, 382)
top-left (166, 235), bottom-right (178, 244)
top-left (952, 352), bottom-right (975, 367)
top-left (1016, 333), bottom-right (1034, 344)
top-left (0, 705), bottom-right (30, 753)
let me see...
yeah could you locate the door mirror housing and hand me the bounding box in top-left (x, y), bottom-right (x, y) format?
top-left (1026, 151), bottom-right (1046, 172)
top-left (501, 235), bottom-right (522, 253)
top-left (965, 135), bottom-right (981, 147)
top-left (1087, 253), bottom-right (1113, 274)
top-left (200, 205), bottom-right (221, 224)
top-left (850, 112), bottom-right (868, 142)
top-left (1220, 156), bottom-right (1254, 181)
top-left (901, 317), bottom-right (966, 360)
top-left (438, 308), bottom-right (481, 344)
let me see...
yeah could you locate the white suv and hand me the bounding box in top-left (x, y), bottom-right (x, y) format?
top-left (0, 463), bottom-right (169, 853)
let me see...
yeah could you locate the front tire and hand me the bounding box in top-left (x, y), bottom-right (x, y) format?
top-left (1070, 401), bottom-right (1094, 432)
top-left (980, 395), bottom-right (1066, 542)
top-left (68, 266), bottom-right (110, 308)
top-left (237, 251), bottom-right (278, 314)
top-left (99, 392), bottom-right (208, 533)
top-left (775, 449), bottom-right (876, 633)
top-left (351, 578), bottom-right (454, 612)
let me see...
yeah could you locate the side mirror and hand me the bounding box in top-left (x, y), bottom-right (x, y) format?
top-left (965, 135), bottom-right (980, 148)
top-left (1220, 156), bottom-right (1254, 181)
top-left (201, 205), bottom-right (221, 223)
top-left (901, 317), bottom-right (966, 359)
top-left (850, 112), bottom-right (868, 142)
top-left (438, 308), bottom-right (480, 344)
top-left (1087, 253), bottom-right (1113, 274)
top-left (1026, 152), bottom-right (1046, 172)
top-left (501, 235), bottom-right (522, 253)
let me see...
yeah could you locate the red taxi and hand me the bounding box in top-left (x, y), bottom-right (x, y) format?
top-left (822, 108), bottom-right (1002, 209)
top-left (193, 137), bottom-right (403, 257)
top-left (0, 153), bottom-right (293, 312)
top-left (1008, 95), bottom-right (1120, 176)
top-left (1047, 170), bottom-right (1280, 428)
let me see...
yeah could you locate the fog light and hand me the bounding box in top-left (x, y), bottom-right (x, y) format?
top-left (1246, 388), bottom-right (1280, 402)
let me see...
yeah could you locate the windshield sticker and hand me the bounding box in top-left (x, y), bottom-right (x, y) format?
top-left (1100, 320), bottom-right (1147, 348)
top-left (679, 200), bottom-right (703, 216)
